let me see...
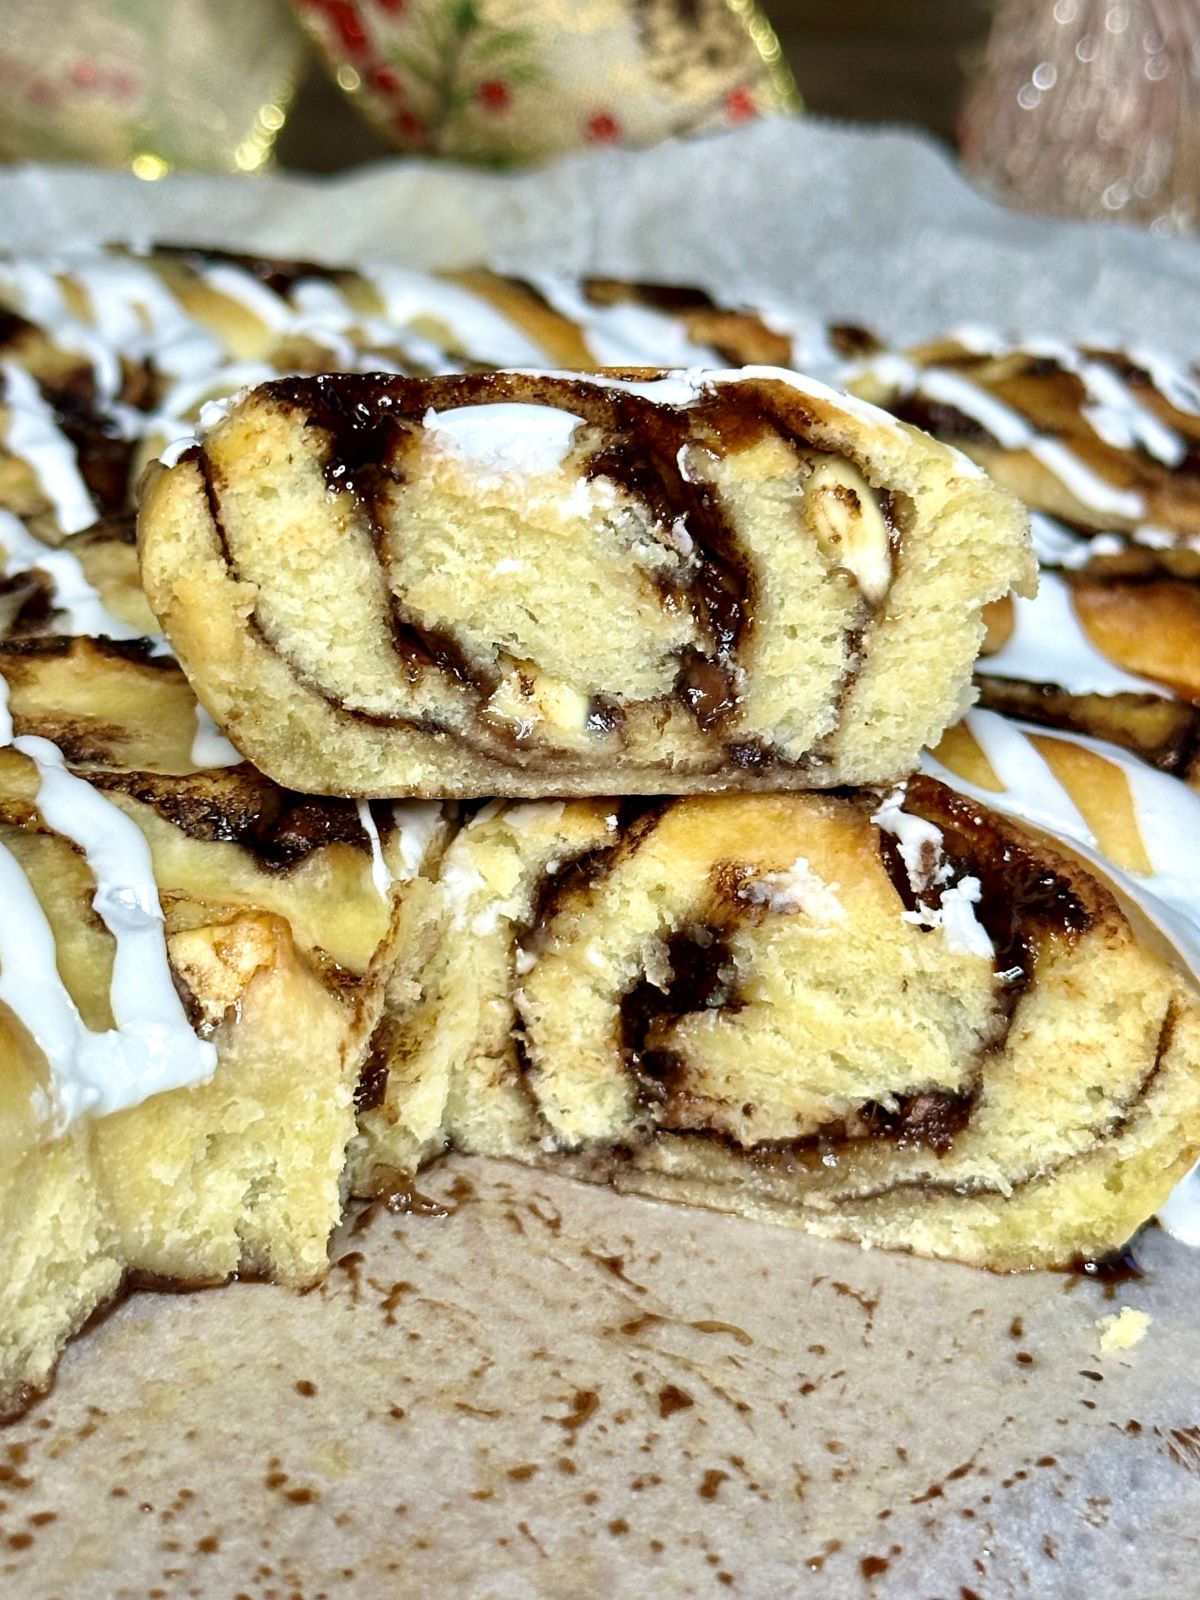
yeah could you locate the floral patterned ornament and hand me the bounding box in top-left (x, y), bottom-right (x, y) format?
top-left (290, 0), bottom-right (801, 164)
top-left (0, 0), bottom-right (305, 175)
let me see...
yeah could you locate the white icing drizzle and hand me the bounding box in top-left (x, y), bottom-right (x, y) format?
top-left (439, 845), bottom-right (523, 937)
top-left (524, 274), bottom-right (718, 368)
top-left (0, 260), bottom-right (123, 402)
top-left (736, 856), bottom-right (845, 923)
top-left (1027, 511), bottom-right (1124, 570)
top-left (363, 265), bottom-right (546, 368)
top-left (871, 790), bottom-right (948, 893)
top-left (0, 676), bottom-right (216, 1126)
top-left (900, 329), bottom-right (1196, 457)
top-left (516, 365), bottom-right (913, 441)
top-left (920, 876), bottom-right (993, 960)
top-left (940, 324), bottom-right (1008, 356)
top-left (276, 280), bottom-right (360, 367)
top-left (195, 269), bottom-right (378, 373)
top-left (871, 789), bottom-right (994, 959)
top-left (389, 800), bottom-right (444, 881)
top-left (855, 353), bottom-right (1146, 521)
top-left (195, 262), bottom-right (295, 331)
top-left (422, 402), bottom-right (584, 480)
top-left (1, 249), bottom-right (544, 489)
top-left (1003, 337), bottom-right (1186, 468)
top-left (755, 302), bottom-right (848, 382)
top-left (0, 507), bottom-right (140, 639)
top-left (356, 799), bottom-right (392, 900)
top-left (69, 253), bottom-right (223, 380)
top-left (1, 360), bottom-right (98, 534)
top-left (1074, 360), bottom-right (1185, 468)
top-left (179, 254), bottom-right (466, 377)
top-left (1025, 511), bottom-right (1193, 576)
top-left (980, 570), bottom-right (1163, 698)
top-left (924, 709), bottom-right (1200, 981)
top-left (189, 704), bottom-right (242, 769)
top-left (1123, 346), bottom-right (1200, 419)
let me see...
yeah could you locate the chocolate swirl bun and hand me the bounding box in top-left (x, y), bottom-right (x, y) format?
top-left (355, 787), bottom-right (1200, 1271)
top-left (0, 639), bottom-right (447, 1418)
top-left (137, 368), bottom-right (1032, 798)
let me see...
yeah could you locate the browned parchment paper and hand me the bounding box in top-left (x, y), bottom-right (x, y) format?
top-left (5, 1161), bottom-right (1199, 1599)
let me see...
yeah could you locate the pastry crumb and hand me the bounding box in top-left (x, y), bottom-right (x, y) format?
top-left (1096, 1307), bottom-right (1150, 1353)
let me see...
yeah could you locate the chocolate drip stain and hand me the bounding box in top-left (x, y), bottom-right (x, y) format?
top-left (1068, 1246), bottom-right (1145, 1298)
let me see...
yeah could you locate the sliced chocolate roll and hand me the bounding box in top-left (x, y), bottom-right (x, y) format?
top-left (0, 638), bottom-right (448, 1418)
top-left (137, 368), bottom-right (1032, 798)
top-left (355, 781), bottom-right (1200, 1271)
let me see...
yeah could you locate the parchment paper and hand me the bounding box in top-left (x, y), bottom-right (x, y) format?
top-left (2, 120), bottom-right (1199, 1599)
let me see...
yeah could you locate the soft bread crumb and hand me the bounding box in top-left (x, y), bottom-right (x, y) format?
top-left (1096, 1307), bottom-right (1150, 1353)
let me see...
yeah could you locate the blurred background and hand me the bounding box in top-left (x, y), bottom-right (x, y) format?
top-left (275, 0), bottom-right (994, 169)
top-left (0, 0), bottom-right (1197, 233)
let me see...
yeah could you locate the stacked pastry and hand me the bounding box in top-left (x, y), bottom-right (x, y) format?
top-left (2, 245), bottom-right (1200, 1422)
